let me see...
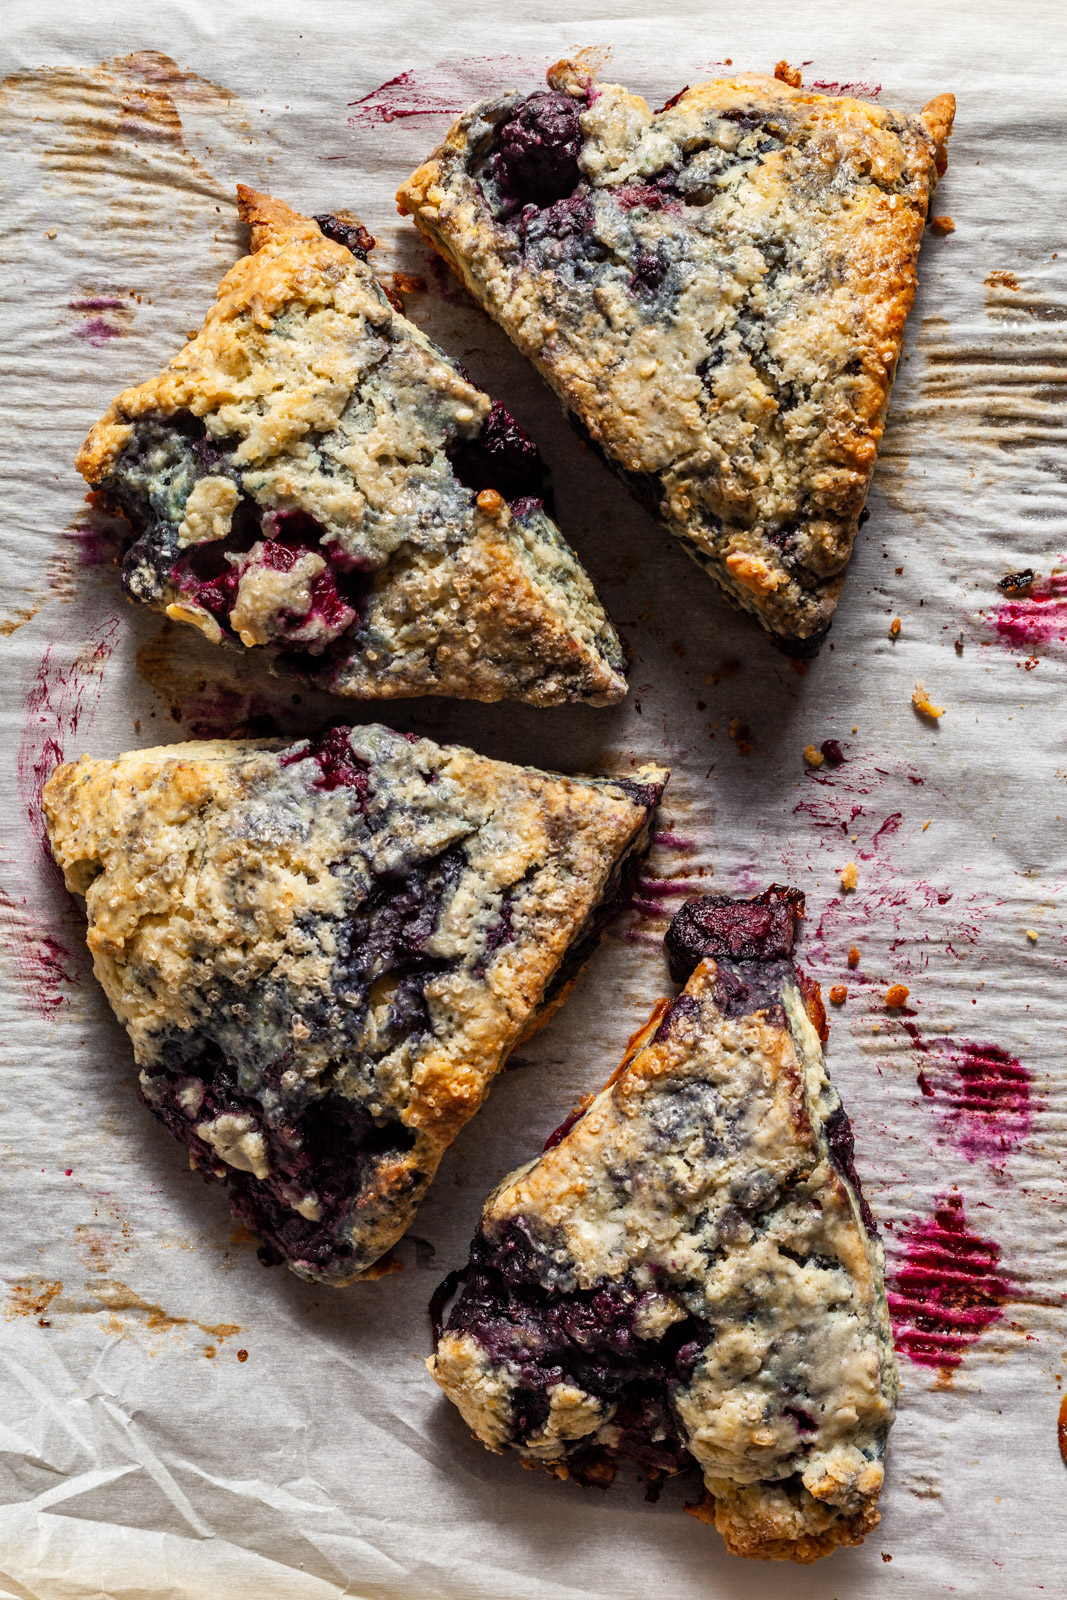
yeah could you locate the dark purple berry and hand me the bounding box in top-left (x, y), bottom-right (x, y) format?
top-left (665, 887), bottom-right (805, 983)
top-left (314, 213), bottom-right (376, 260)
top-left (494, 91), bottom-right (583, 207)
top-left (447, 401), bottom-right (548, 506)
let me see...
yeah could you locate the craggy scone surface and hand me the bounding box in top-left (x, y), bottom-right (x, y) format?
top-left (430, 889), bottom-right (896, 1561)
top-left (43, 724), bottom-right (666, 1283)
top-left (399, 62), bottom-right (954, 651)
top-left (77, 187), bottom-right (627, 706)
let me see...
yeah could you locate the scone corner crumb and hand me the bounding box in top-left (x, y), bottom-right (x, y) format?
top-left (912, 680), bottom-right (945, 719)
top-left (773, 60), bottom-right (803, 88)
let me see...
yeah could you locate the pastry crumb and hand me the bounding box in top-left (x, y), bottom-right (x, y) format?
top-left (840, 862), bottom-right (858, 892)
top-left (847, 946), bottom-right (860, 967)
top-left (885, 984), bottom-right (910, 1007)
top-left (476, 488), bottom-right (505, 517)
top-left (45, 227), bottom-right (58, 239)
top-left (912, 680), bottom-right (945, 719)
top-left (829, 985), bottom-right (847, 1005)
top-left (1026, 928), bottom-right (1038, 942)
top-left (803, 744), bottom-right (825, 767)
top-left (773, 60), bottom-right (802, 88)
top-left (889, 617), bottom-right (901, 638)
top-left (931, 214), bottom-right (955, 234)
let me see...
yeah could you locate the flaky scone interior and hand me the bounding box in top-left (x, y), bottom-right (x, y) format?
top-left (77, 187), bottom-right (627, 707)
top-left (43, 724), bottom-right (666, 1283)
top-left (429, 887), bottom-right (897, 1561)
top-left (398, 61), bottom-right (954, 654)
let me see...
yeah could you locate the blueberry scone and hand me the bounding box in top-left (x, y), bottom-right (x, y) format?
top-left (398, 62), bottom-right (955, 653)
top-left (76, 187), bottom-right (627, 706)
top-left (428, 887), bottom-right (896, 1561)
top-left (42, 724), bottom-right (666, 1283)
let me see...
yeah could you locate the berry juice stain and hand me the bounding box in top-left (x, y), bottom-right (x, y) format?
top-left (993, 568), bottom-right (1067, 653)
top-left (901, 1023), bottom-right (1031, 1165)
top-left (887, 1192), bottom-right (1009, 1370)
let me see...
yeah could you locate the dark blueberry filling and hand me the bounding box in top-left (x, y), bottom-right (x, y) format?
top-left (446, 400), bottom-right (550, 509)
top-left (343, 844), bottom-right (467, 996)
top-left (541, 1099), bottom-right (590, 1152)
top-left (281, 724), bottom-right (372, 794)
top-left (823, 1104), bottom-right (877, 1236)
top-left (106, 412), bottom-right (370, 655)
top-left (314, 213), bottom-right (376, 260)
top-left (783, 1404), bottom-right (818, 1434)
top-left (175, 531), bottom-right (368, 654)
top-left (711, 957), bottom-right (792, 1022)
top-left (665, 886), bottom-right (804, 984)
top-left (439, 1223), bottom-right (708, 1479)
top-left (140, 1043), bottom-right (415, 1279)
top-left (630, 247), bottom-right (669, 298)
top-left (653, 991), bottom-right (701, 1041)
top-left (493, 91), bottom-right (584, 208)
top-left (519, 189), bottom-right (595, 248)
top-left (613, 181), bottom-right (676, 212)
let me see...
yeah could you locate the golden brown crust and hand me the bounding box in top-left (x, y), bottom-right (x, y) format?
top-left (398, 64), bottom-right (955, 650)
top-left (429, 955), bottom-right (895, 1559)
top-left (76, 189), bottom-right (628, 707)
top-left (43, 727), bottom-right (666, 1282)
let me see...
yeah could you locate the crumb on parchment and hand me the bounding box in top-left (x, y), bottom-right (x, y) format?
top-left (840, 862), bottom-right (858, 892)
top-left (931, 215), bottom-right (955, 234)
top-left (885, 984), bottom-right (910, 1007)
top-left (803, 744), bottom-right (825, 767)
top-left (847, 946), bottom-right (860, 967)
top-left (829, 985), bottom-right (847, 1005)
top-left (1026, 929), bottom-right (1038, 942)
top-left (912, 680), bottom-right (945, 719)
top-left (773, 60), bottom-right (803, 88)
top-left (889, 617), bottom-right (901, 638)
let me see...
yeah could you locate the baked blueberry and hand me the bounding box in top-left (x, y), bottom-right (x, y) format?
top-left (428, 888), bottom-right (895, 1561)
top-left (42, 725), bottom-right (667, 1283)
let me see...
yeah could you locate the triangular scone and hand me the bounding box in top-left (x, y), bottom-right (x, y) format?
top-left (42, 725), bottom-right (666, 1283)
top-left (76, 187), bottom-right (627, 706)
top-left (398, 63), bottom-right (955, 654)
top-left (429, 887), bottom-right (896, 1562)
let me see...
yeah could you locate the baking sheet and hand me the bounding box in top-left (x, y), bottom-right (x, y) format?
top-left (1, 2), bottom-right (1065, 1595)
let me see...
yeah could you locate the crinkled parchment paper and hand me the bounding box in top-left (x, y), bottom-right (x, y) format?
top-left (1, 2), bottom-right (1065, 1595)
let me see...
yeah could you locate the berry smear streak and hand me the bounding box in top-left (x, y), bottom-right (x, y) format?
top-left (903, 1022), bottom-right (1031, 1166)
top-left (9, 622), bottom-right (120, 1017)
top-left (887, 1192), bottom-right (1009, 1370)
top-left (347, 56), bottom-right (549, 128)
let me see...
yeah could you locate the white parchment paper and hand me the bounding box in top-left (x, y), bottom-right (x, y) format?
top-left (1, 2), bottom-right (1065, 1595)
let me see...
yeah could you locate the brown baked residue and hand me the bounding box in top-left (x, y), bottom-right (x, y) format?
top-left (1058, 1392), bottom-right (1067, 1467)
top-left (5, 1278), bottom-right (62, 1324)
